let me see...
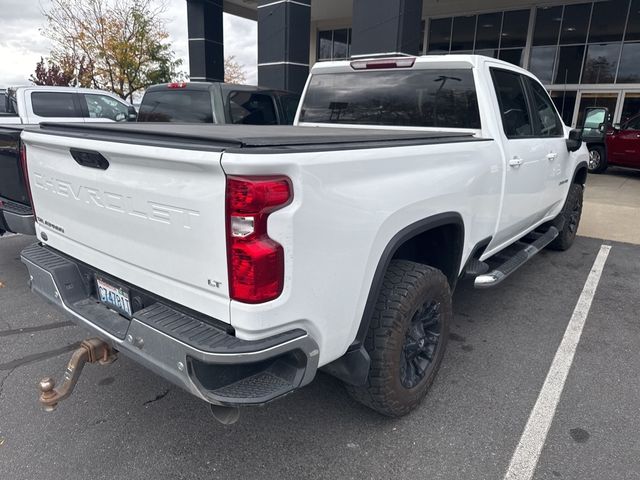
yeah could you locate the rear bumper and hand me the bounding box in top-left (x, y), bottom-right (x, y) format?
top-left (0, 197), bottom-right (35, 235)
top-left (21, 243), bottom-right (319, 406)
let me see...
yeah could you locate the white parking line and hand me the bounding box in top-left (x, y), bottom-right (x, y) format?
top-left (503, 244), bottom-right (612, 480)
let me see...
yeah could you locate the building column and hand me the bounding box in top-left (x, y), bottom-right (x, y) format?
top-left (351, 0), bottom-right (423, 57)
top-left (186, 0), bottom-right (224, 82)
top-left (257, 0), bottom-right (311, 94)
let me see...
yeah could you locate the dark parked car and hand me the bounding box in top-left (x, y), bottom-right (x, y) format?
top-left (0, 125), bottom-right (34, 235)
top-left (137, 82), bottom-right (300, 125)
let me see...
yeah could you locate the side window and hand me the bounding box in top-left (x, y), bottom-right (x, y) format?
top-left (31, 92), bottom-right (80, 118)
top-left (625, 116), bottom-right (640, 130)
top-left (83, 94), bottom-right (129, 122)
top-left (491, 69), bottom-right (533, 138)
top-left (526, 78), bottom-right (563, 136)
top-left (228, 92), bottom-right (278, 125)
top-left (279, 94), bottom-right (300, 124)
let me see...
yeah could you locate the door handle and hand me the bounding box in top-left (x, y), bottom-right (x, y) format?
top-left (546, 153), bottom-right (558, 161)
top-left (509, 157), bottom-right (523, 167)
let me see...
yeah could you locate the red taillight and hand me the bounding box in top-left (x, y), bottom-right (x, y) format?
top-left (350, 57), bottom-right (416, 70)
top-left (19, 145), bottom-right (36, 217)
top-left (226, 176), bottom-right (292, 303)
top-left (168, 82), bottom-right (187, 89)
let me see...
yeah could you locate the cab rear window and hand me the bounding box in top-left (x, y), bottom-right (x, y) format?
top-left (138, 90), bottom-right (213, 123)
top-left (299, 69), bottom-right (481, 129)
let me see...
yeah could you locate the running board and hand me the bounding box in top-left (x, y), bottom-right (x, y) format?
top-left (474, 226), bottom-right (559, 289)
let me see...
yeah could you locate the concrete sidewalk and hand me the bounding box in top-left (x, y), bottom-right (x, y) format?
top-left (579, 168), bottom-right (640, 245)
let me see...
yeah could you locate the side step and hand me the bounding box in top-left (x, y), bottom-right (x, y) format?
top-left (474, 226), bottom-right (558, 289)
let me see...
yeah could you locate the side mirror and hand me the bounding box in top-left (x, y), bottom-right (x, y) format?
top-left (127, 105), bottom-right (138, 122)
top-left (566, 128), bottom-right (583, 153)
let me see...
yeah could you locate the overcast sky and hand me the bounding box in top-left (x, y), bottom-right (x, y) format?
top-left (0, 0), bottom-right (258, 88)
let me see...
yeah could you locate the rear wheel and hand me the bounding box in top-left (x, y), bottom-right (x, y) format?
top-left (345, 260), bottom-right (451, 417)
top-left (549, 183), bottom-right (583, 251)
top-left (588, 145), bottom-right (608, 174)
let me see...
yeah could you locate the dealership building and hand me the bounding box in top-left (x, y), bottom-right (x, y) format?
top-left (186, 0), bottom-right (640, 126)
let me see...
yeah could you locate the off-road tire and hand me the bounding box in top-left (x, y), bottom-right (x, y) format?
top-left (588, 145), bottom-right (608, 174)
top-left (345, 260), bottom-right (452, 417)
top-left (549, 183), bottom-right (583, 251)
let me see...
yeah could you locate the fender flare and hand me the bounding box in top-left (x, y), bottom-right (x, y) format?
top-left (572, 160), bottom-right (588, 185)
top-left (322, 212), bottom-right (465, 386)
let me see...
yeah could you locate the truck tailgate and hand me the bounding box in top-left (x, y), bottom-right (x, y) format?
top-left (21, 130), bottom-right (230, 323)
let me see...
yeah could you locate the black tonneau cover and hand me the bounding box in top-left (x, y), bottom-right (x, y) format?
top-left (32, 122), bottom-right (484, 153)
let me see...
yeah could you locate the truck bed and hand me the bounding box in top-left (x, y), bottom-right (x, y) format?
top-left (33, 122), bottom-right (483, 152)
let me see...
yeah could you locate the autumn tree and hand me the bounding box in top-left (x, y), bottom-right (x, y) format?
top-left (224, 56), bottom-right (247, 84)
top-left (30, 57), bottom-right (74, 86)
top-left (31, 55), bottom-right (94, 87)
top-left (40, 0), bottom-right (183, 101)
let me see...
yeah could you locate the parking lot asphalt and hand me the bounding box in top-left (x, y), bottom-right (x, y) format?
top-left (1, 232), bottom-right (639, 480)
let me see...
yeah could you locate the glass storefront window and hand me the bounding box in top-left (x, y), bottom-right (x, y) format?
top-left (620, 93), bottom-right (640, 123)
top-left (317, 29), bottom-right (352, 61)
top-left (428, 18), bottom-right (452, 53)
top-left (318, 30), bottom-right (333, 61)
top-left (617, 42), bottom-right (640, 82)
top-left (530, 46), bottom-right (557, 84)
top-left (332, 29), bottom-right (349, 59)
top-left (475, 49), bottom-right (498, 59)
top-left (550, 90), bottom-right (577, 125)
top-left (499, 48), bottom-right (524, 67)
top-left (451, 16), bottom-right (476, 51)
top-left (589, 0), bottom-right (628, 43)
top-left (555, 45), bottom-right (585, 84)
top-left (533, 6), bottom-right (563, 46)
top-left (426, 1), bottom-right (640, 89)
top-left (582, 43), bottom-right (621, 83)
top-left (560, 3), bottom-right (591, 45)
top-left (500, 10), bottom-right (530, 48)
top-left (625, 0), bottom-right (640, 41)
top-left (476, 12), bottom-right (502, 50)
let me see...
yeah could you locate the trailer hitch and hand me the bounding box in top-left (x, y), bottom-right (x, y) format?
top-left (38, 338), bottom-right (117, 412)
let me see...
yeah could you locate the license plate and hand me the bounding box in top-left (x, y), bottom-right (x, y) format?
top-left (96, 276), bottom-right (132, 317)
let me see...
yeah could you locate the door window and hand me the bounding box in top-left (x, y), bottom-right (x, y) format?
top-left (625, 115), bottom-right (640, 130)
top-left (526, 79), bottom-right (564, 136)
top-left (31, 92), bottom-right (80, 117)
top-left (491, 69), bottom-right (533, 138)
top-left (228, 92), bottom-right (278, 125)
top-left (83, 94), bottom-right (129, 121)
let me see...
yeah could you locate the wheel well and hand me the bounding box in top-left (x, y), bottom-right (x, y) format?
top-left (573, 162), bottom-right (588, 185)
top-left (391, 223), bottom-right (464, 288)
top-left (324, 215), bottom-right (465, 386)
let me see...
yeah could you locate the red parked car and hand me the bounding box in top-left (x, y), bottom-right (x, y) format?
top-left (583, 107), bottom-right (640, 173)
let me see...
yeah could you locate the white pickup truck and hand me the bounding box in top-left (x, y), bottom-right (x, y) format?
top-left (19, 55), bottom-right (587, 420)
top-left (1, 86), bottom-right (135, 125)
